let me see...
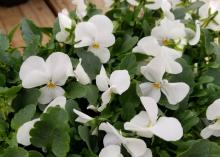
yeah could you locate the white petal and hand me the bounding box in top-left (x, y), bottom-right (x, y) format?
top-left (98, 89), bottom-right (112, 112)
top-left (200, 127), bottom-right (214, 139)
top-left (99, 145), bottom-right (122, 157)
top-left (127, 0), bottom-right (139, 6)
top-left (123, 138), bottom-right (147, 157)
top-left (73, 109), bottom-right (93, 124)
top-left (146, 0), bottom-right (162, 10)
top-left (56, 31), bottom-right (70, 44)
top-left (103, 133), bottom-right (122, 147)
top-left (132, 36), bottom-right (161, 57)
top-left (142, 149), bottom-right (153, 157)
top-left (72, 0), bottom-right (87, 19)
top-left (44, 96), bottom-right (66, 112)
top-left (165, 59), bottom-right (183, 74)
top-left (38, 86), bottom-right (65, 104)
top-left (89, 15), bottom-right (113, 33)
top-left (206, 99), bottom-right (220, 120)
top-left (139, 83), bottom-right (161, 102)
top-left (46, 52), bottom-right (74, 85)
top-left (58, 9), bottom-right (72, 30)
top-left (89, 47), bottom-right (111, 63)
top-left (161, 80), bottom-right (189, 105)
top-left (95, 33), bottom-right (115, 48)
top-left (140, 97), bottom-right (158, 124)
top-left (74, 22), bottom-right (96, 48)
top-left (161, 46), bottom-right (182, 60)
top-left (124, 111), bottom-right (154, 138)
top-left (140, 57), bottom-right (165, 82)
top-left (73, 59), bottom-right (91, 85)
top-left (151, 117), bottom-right (183, 141)
top-left (19, 56), bottom-right (49, 88)
top-left (99, 122), bottom-right (124, 141)
top-left (96, 66), bottom-right (110, 92)
top-left (109, 70), bottom-right (130, 95)
top-left (16, 118), bottom-right (40, 146)
top-left (189, 20), bottom-right (201, 45)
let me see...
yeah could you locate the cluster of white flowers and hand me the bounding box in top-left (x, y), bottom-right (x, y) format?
top-left (16, 0), bottom-right (220, 156)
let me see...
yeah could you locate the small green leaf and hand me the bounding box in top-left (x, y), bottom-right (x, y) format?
top-left (2, 147), bottom-right (28, 157)
top-left (118, 36), bottom-right (139, 53)
top-left (78, 125), bottom-right (92, 151)
top-left (0, 33), bottom-right (9, 52)
top-left (11, 104), bottom-right (36, 130)
top-left (29, 151), bottom-right (44, 157)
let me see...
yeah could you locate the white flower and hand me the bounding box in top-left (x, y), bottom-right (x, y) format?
top-left (73, 109), bottom-right (93, 124)
top-left (124, 97), bottom-right (183, 141)
top-left (73, 58), bottom-right (91, 85)
top-left (96, 66), bottom-right (130, 111)
top-left (127, 0), bottom-right (139, 6)
top-left (74, 15), bottom-right (115, 63)
top-left (201, 99), bottom-right (220, 139)
top-left (72, 0), bottom-right (87, 19)
top-left (19, 52), bottom-right (73, 104)
top-left (187, 20), bottom-right (201, 46)
top-left (199, 0), bottom-right (220, 31)
top-left (56, 9), bottom-right (73, 44)
top-left (133, 36), bottom-right (183, 74)
top-left (99, 145), bottom-right (123, 157)
top-left (139, 58), bottom-right (189, 104)
top-left (99, 122), bottom-right (152, 157)
top-left (17, 96), bottom-right (66, 146)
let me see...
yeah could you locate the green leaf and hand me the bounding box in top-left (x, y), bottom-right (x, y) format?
top-left (78, 125), bottom-right (92, 151)
top-left (118, 36), bottom-right (139, 54)
top-left (30, 107), bottom-right (70, 157)
top-left (66, 82), bottom-right (99, 104)
top-left (76, 50), bottom-right (102, 79)
top-left (28, 151), bottom-right (44, 157)
top-left (176, 110), bottom-right (199, 133)
top-left (21, 18), bottom-right (42, 45)
top-left (23, 35), bottom-right (41, 59)
top-left (116, 54), bottom-right (138, 77)
top-left (178, 140), bottom-right (220, 157)
top-left (11, 104), bottom-right (36, 130)
top-left (0, 85), bottom-right (22, 97)
top-left (198, 75), bottom-right (214, 84)
top-left (2, 147), bottom-right (28, 157)
top-left (0, 34), bottom-right (9, 52)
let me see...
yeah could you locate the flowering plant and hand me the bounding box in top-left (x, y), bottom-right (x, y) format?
top-left (1, 0), bottom-right (220, 156)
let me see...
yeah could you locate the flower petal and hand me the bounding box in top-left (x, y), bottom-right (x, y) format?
top-left (73, 59), bottom-right (91, 85)
top-left (99, 145), bottom-right (122, 157)
top-left (19, 56), bottom-right (49, 88)
top-left (206, 99), bottom-right (220, 120)
top-left (74, 22), bottom-right (96, 48)
top-left (103, 133), bottom-right (122, 147)
top-left (145, 0), bottom-right (162, 10)
top-left (109, 70), bottom-right (130, 95)
top-left (89, 15), bottom-right (113, 33)
top-left (98, 89), bottom-right (112, 112)
top-left (89, 47), bottom-right (111, 63)
top-left (139, 83), bottom-right (161, 102)
top-left (38, 86), bottom-right (65, 104)
top-left (46, 52), bottom-right (74, 85)
top-left (73, 109), bottom-right (93, 124)
top-left (44, 96), bottom-right (66, 112)
top-left (123, 138), bottom-right (147, 157)
top-left (16, 118), bottom-right (40, 146)
top-left (200, 127), bottom-right (214, 139)
top-left (161, 80), bottom-right (189, 105)
top-left (132, 36), bottom-right (161, 56)
top-left (140, 57), bottom-right (165, 82)
top-left (58, 9), bottom-right (72, 30)
top-left (151, 117), bottom-right (183, 141)
top-left (189, 20), bottom-right (201, 45)
top-left (72, 0), bottom-right (87, 19)
top-left (96, 65), bottom-right (110, 92)
top-left (140, 97), bottom-right (158, 124)
top-left (96, 33), bottom-right (115, 48)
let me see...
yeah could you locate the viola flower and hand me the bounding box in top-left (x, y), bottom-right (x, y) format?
top-left (73, 109), bottom-right (93, 124)
top-left (19, 52), bottom-right (74, 104)
top-left (201, 99), bottom-right (220, 139)
top-left (72, 0), bottom-right (87, 20)
top-left (99, 122), bottom-right (153, 157)
top-left (56, 9), bottom-right (73, 44)
top-left (133, 36), bottom-right (183, 74)
top-left (199, 0), bottom-right (220, 31)
top-left (96, 66), bottom-right (130, 111)
top-left (73, 58), bottom-right (91, 85)
top-left (17, 96), bottom-right (66, 146)
top-left (139, 59), bottom-right (189, 104)
top-left (74, 15), bottom-right (115, 63)
top-left (124, 97), bottom-right (183, 141)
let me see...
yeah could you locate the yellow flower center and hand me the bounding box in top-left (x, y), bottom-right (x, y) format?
top-left (47, 82), bottom-right (56, 88)
top-left (162, 39), bottom-right (170, 46)
top-left (152, 82), bottom-right (161, 89)
top-left (92, 42), bottom-right (100, 49)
